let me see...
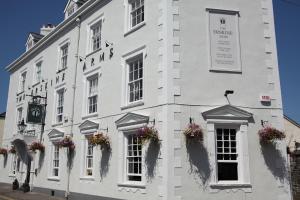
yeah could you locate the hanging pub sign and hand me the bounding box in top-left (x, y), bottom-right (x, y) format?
top-left (26, 103), bottom-right (45, 124)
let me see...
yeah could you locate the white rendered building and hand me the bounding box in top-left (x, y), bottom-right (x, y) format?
top-left (0, 0), bottom-right (292, 199)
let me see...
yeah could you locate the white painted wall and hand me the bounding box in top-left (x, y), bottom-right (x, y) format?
top-left (0, 0), bottom-right (291, 200)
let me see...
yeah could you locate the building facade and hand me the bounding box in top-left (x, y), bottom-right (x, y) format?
top-left (0, 0), bottom-right (292, 199)
top-left (0, 112), bottom-right (5, 146)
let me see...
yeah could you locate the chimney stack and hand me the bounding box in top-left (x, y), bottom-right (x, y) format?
top-left (40, 24), bottom-right (55, 36)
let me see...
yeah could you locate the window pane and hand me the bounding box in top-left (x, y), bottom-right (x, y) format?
top-left (218, 163), bottom-right (238, 181)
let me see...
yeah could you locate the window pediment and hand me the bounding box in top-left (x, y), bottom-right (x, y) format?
top-left (115, 113), bottom-right (149, 128)
top-left (48, 128), bottom-right (64, 141)
top-left (79, 119), bottom-right (99, 134)
top-left (202, 104), bottom-right (252, 121)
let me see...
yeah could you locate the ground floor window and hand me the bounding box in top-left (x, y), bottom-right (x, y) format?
top-left (52, 145), bottom-right (59, 177)
top-left (85, 137), bottom-right (94, 176)
top-left (126, 134), bottom-right (142, 182)
top-left (216, 128), bottom-right (238, 181)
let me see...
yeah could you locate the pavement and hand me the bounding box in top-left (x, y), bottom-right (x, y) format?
top-left (0, 183), bottom-right (64, 200)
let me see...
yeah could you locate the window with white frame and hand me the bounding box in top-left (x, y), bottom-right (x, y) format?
top-left (52, 145), bottom-right (59, 177)
top-left (84, 137), bottom-right (94, 176)
top-left (67, 5), bottom-right (75, 17)
top-left (126, 133), bottom-right (142, 182)
top-left (35, 61), bottom-right (42, 83)
top-left (129, 0), bottom-right (144, 28)
top-left (19, 71), bottom-right (27, 93)
top-left (127, 55), bottom-right (143, 103)
top-left (60, 44), bottom-right (69, 69)
top-left (17, 107), bottom-right (23, 124)
top-left (91, 21), bottom-right (102, 52)
top-left (56, 89), bottom-right (64, 123)
top-left (87, 76), bottom-right (98, 114)
top-left (216, 127), bottom-right (238, 181)
top-left (10, 154), bottom-right (17, 175)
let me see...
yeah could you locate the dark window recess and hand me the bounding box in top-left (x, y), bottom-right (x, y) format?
top-left (128, 176), bottom-right (141, 181)
top-left (218, 163), bottom-right (238, 181)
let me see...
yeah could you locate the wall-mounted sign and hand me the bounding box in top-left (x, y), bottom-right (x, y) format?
top-left (260, 95), bottom-right (271, 102)
top-left (26, 103), bottom-right (45, 124)
top-left (207, 9), bottom-right (241, 72)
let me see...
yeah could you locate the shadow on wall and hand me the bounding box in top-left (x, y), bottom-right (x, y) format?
top-left (145, 141), bottom-right (161, 182)
top-left (38, 152), bottom-right (45, 171)
top-left (186, 141), bottom-right (211, 188)
top-left (3, 155), bottom-right (7, 168)
top-left (67, 149), bottom-right (76, 170)
top-left (261, 142), bottom-right (288, 183)
top-left (100, 148), bottom-right (112, 181)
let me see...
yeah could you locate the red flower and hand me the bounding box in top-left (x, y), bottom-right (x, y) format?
top-left (258, 126), bottom-right (285, 143)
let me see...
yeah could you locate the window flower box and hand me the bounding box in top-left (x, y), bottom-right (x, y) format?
top-left (183, 123), bottom-right (203, 143)
top-left (58, 136), bottom-right (75, 151)
top-left (89, 132), bottom-right (111, 150)
top-left (29, 142), bottom-right (45, 153)
top-left (0, 148), bottom-right (8, 156)
top-left (258, 126), bottom-right (285, 144)
top-left (137, 126), bottom-right (159, 145)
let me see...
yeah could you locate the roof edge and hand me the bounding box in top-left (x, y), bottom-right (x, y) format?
top-left (5, 0), bottom-right (100, 72)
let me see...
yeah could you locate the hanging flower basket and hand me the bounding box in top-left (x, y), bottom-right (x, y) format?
top-left (9, 146), bottom-right (16, 154)
top-left (258, 126), bottom-right (285, 144)
top-left (183, 123), bottom-right (203, 142)
top-left (89, 132), bottom-right (111, 150)
top-left (29, 142), bottom-right (45, 153)
top-left (137, 126), bottom-right (159, 145)
top-left (0, 148), bottom-right (8, 156)
top-left (58, 136), bottom-right (75, 151)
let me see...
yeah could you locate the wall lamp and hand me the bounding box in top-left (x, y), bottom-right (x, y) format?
top-left (224, 90), bottom-right (234, 97)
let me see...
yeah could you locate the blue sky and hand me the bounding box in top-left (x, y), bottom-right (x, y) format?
top-left (0, 0), bottom-right (299, 123)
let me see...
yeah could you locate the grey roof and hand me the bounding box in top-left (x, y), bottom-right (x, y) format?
top-left (0, 112), bottom-right (6, 118)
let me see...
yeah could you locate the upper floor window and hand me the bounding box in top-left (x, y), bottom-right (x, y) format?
top-left (87, 76), bottom-right (98, 114)
top-left (56, 89), bottom-right (64, 123)
top-left (91, 22), bottom-right (102, 52)
top-left (61, 44), bottom-right (69, 69)
top-left (127, 55), bottom-right (143, 103)
top-left (19, 71), bottom-right (27, 93)
top-left (35, 61), bottom-right (42, 83)
top-left (130, 0), bottom-right (144, 28)
top-left (17, 107), bottom-right (23, 124)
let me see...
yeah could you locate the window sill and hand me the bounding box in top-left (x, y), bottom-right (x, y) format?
top-left (80, 176), bottom-right (95, 181)
top-left (32, 82), bottom-right (41, 88)
top-left (121, 101), bottom-right (144, 110)
top-left (52, 122), bottom-right (63, 127)
top-left (117, 182), bottom-right (146, 189)
top-left (210, 183), bottom-right (252, 188)
top-left (8, 174), bottom-right (16, 177)
top-left (82, 113), bottom-right (98, 120)
top-left (56, 67), bottom-right (67, 74)
top-left (124, 22), bottom-right (146, 37)
top-left (47, 177), bottom-right (60, 182)
top-left (86, 48), bottom-right (102, 58)
top-left (16, 91), bottom-right (25, 96)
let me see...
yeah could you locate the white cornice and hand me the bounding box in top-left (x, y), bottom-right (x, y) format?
top-left (5, 0), bottom-right (108, 72)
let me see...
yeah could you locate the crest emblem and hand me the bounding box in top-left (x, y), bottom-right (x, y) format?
top-left (220, 18), bottom-right (226, 25)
